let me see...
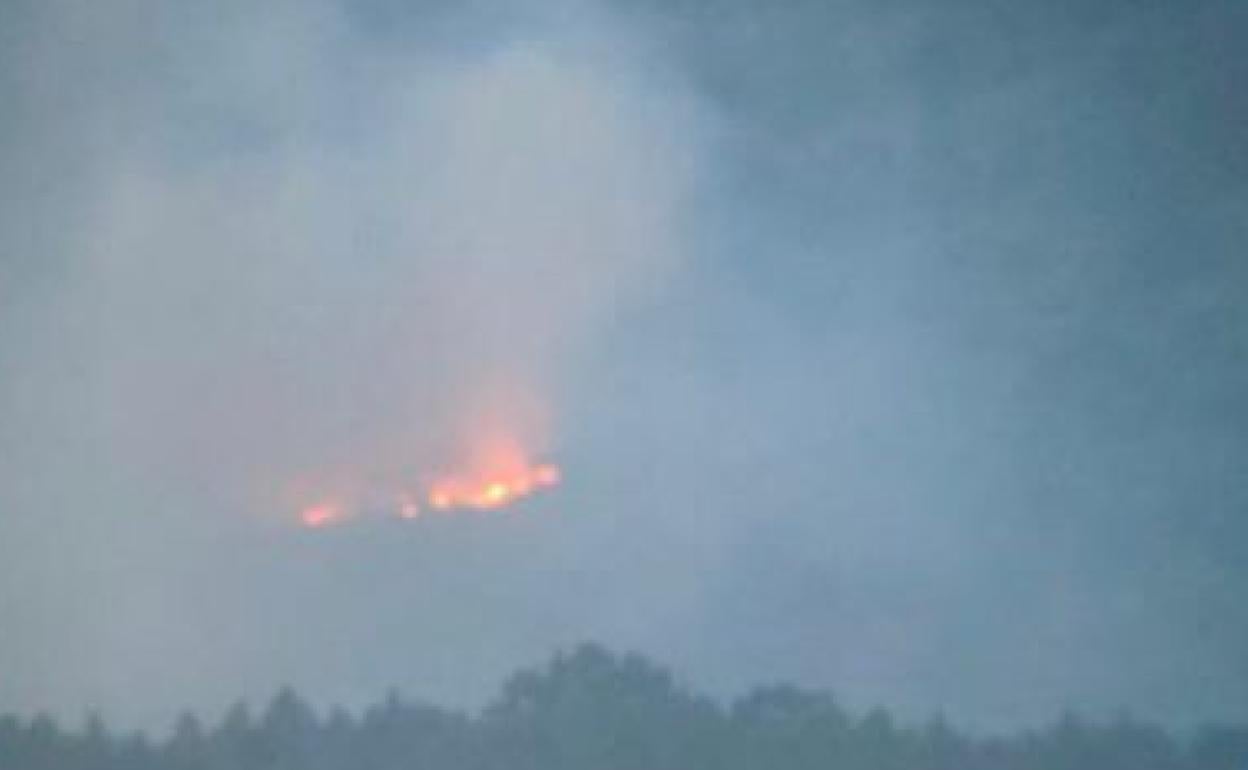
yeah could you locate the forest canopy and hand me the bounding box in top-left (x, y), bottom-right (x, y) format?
top-left (2, 644), bottom-right (1245, 770)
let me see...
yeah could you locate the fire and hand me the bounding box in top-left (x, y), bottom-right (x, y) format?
top-left (423, 461), bottom-right (561, 512)
top-left (294, 434), bottom-right (561, 527)
top-left (397, 493), bottom-right (421, 520)
top-left (300, 501), bottom-right (346, 528)
top-left (419, 430), bottom-right (561, 513)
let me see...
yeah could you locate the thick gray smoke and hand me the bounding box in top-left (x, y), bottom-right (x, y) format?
top-left (0, 0), bottom-right (701, 726)
top-left (3, 4), bottom-right (702, 511)
top-left (2, 0), bottom-right (1245, 736)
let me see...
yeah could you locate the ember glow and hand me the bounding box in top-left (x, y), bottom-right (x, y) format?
top-left (294, 435), bottom-right (561, 527)
top-left (300, 501), bottom-right (347, 529)
top-left (425, 461), bottom-right (561, 512)
top-left (421, 431), bottom-right (561, 513)
top-left (397, 493), bottom-right (421, 520)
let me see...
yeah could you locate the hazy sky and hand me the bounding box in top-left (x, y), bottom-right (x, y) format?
top-left (1, 0), bottom-right (1245, 733)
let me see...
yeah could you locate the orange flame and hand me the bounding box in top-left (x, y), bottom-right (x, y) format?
top-left (300, 501), bottom-right (346, 528)
top-left (422, 430), bottom-right (561, 512)
top-left (424, 461), bottom-right (561, 512)
top-left (294, 434), bottom-right (560, 527)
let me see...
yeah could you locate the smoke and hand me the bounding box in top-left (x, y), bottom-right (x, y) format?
top-left (0, 0), bottom-right (701, 722)
top-left (2, 0), bottom-right (698, 522)
top-left (4, 0), bottom-right (1245, 736)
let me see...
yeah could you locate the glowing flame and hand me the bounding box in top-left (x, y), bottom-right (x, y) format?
top-left (300, 501), bottom-right (346, 528)
top-left (420, 430), bottom-right (561, 513)
top-left (294, 433), bottom-right (560, 527)
top-left (397, 492), bottom-right (421, 520)
top-left (424, 461), bottom-right (561, 512)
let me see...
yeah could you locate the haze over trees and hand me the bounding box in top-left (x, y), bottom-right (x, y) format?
top-left (1, 644), bottom-right (1244, 770)
top-left (2, 0), bottom-right (1245, 753)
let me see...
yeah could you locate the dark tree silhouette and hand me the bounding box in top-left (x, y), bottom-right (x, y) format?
top-left (0, 644), bottom-right (1241, 770)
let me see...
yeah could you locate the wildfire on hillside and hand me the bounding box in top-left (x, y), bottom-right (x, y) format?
top-left (296, 432), bottom-right (560, 528)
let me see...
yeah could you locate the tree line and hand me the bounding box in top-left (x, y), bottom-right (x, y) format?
top-left (2, 644), bottom-right (1245, 770)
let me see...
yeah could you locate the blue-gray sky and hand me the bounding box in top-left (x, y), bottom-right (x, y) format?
top-left (1, 0), bottom-right (1245, 733)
